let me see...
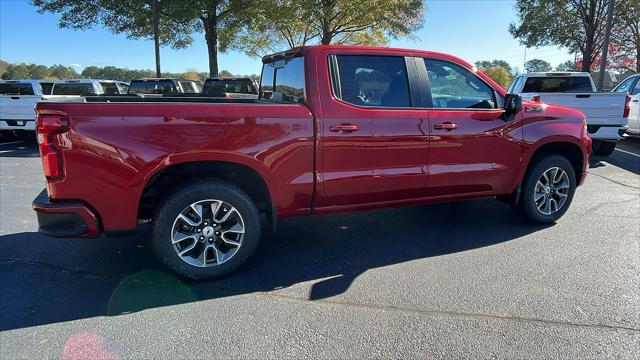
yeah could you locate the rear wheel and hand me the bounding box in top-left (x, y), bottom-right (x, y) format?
top-left (592, 140), bottom-right (617, 156)
top-left (151, 179), bottom-right (261, 280)
top-left (515, 155), bottom-right (576, 224)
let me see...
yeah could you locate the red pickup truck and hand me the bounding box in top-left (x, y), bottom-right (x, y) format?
top-left (33, 45), bottom-right (591, 279)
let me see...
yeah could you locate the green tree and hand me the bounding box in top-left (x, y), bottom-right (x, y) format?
top-left (555, 60), bottom-right (576, 71)
top-left (524, 59), bottom-right (552, 72)
top-left (475, 60), bottom-right (513, 74)
top-left (611, 0), bottom-right (639, 72)
top-left (218, 70), bottom-right (234, 77)
top-left (1, 64), bottom-right (31, 79)
top-left (33, 0), bottom-right (253, 77)
top-left (509, 0), bottom-right (614, 72)
top-left (48, 64), bottom-right (79, 79)
top-left (480, 67), bottom-right (513, 88)
top-left (0, 60), bottom-right (9, 78)
top-left (234, 0), bottom-right (425, 56)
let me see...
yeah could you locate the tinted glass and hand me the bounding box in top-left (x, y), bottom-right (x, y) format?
top-left (128, 81), bottom-right (177, 94)
top-left (333, 55), bottom-right (410, 107)
top-left (260, 57), bottom-right (305, 103)
top-left (633, 78), bottom-right (640, 95)
top-left (52, 83), bottom-right (96, 95)
top-left (425, 59), bottom-right (495, 109)
top-left (522, 76), bottom-right (593, 93)
top-left (0, 83), bottom-right (35, 95)
top-left (40, 82), bottom-right (55, 94)
top-left (204, 79), bottom-right (257, 94)
top-left (100, 82), bottom-right (120, 95)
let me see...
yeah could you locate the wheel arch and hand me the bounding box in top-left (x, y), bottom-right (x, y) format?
top-left (520, 140), bottom-right (586, 187)
top-left (138, 159), bottom-right (274, 226)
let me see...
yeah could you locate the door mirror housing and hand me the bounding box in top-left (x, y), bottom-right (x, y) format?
top-left (504, 93), bottom-right (522, 117)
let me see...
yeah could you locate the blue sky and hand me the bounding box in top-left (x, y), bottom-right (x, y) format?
top-left (0, 0), bottom-right (573, 74)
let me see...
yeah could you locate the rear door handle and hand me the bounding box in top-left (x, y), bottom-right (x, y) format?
top-left (433, 122), bottom-right (459, 131)
top-left (329, 123), bottom-right (359, 133)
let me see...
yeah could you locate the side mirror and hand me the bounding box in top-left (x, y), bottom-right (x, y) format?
top-left (504, 93), bottom-right (522, 117)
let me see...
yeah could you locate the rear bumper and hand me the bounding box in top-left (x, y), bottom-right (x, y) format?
top-left (587, 124), bottom-right (628, 141)
top-left (0, 119), bottom-right (36, 131)
top-left (32, 189), bottom-right (100, 238)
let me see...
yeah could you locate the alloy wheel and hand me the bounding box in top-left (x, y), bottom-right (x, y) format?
top-left (170, 199), bottom-right (245, 267)
top-left (534, 167), bottom-right (570, 216)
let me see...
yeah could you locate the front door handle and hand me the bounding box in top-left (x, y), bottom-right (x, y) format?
top-left (329, 123), bottom-right (359, 133)
top-left (433, 122), bottom-right (459, 131)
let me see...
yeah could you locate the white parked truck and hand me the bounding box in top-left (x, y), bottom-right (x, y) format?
top-left (507, 72), bottom-right (630, 156)
top-left (0, 79), bottom-right (128, 134)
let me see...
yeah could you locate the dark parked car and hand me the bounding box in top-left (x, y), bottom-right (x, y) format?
top-left (203, 77), bottom-right (259, 98)
top-left (127, 78), bottom-right (201, 95)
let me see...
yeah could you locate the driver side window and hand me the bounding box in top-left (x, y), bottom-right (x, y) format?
top-left (424, 58), bottom-right (495, 109)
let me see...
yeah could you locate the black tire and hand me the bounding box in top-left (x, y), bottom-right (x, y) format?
top-left (592, 140), bottom-right (617, 156)
top-left (151, 179), bottom-right (261, 280)
top-left (515, 154), bottom-right (577, 224)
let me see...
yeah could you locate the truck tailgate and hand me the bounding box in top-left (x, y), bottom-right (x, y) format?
top-left (535, 93), bottom-right (627, 125)
top-left (0, 95), bottom-right (40, 121)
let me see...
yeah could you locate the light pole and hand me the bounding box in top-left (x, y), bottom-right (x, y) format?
top-left (597, 0), bottom-right (615, 90)
top-left (152, 0), bottom-right (161, 78)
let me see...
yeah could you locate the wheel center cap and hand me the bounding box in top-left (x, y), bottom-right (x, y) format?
top-left (544, 186), bottom-right (551, 194)
top-left (202, 226), bottom-right (214, 237)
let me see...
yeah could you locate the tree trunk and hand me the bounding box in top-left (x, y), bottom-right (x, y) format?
top-left (321, 32), bottom-right (332, 45)
top-left (203, 15), bottom-right (219, 77)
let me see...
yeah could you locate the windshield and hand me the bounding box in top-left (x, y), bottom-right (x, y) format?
top-left (260, 56), bottom-right (305, 104)
top-left (522, 76), bottom-right (593, 93)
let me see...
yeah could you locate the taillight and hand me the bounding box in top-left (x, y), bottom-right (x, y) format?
top-left (624, 95), bottom-right (631, 118)
top-left (36, 114), bottom-right (69, 180)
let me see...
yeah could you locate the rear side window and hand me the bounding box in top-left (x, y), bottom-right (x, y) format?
top-left (633, 78), bottom-right (640, 95)
top-left (128, 81), bottom-right (178, 94)
top-left (100, 82), bottom-right (121, 95)
top-left (40, 82), bottom-right (55, 94)
top-left (0, 83), bottom-right (35, 95)
top-left (52, 83), bottom-right (96, 95)
top-left (260, 57), bottom-right (305, 104)
top-left (331, 55), bottom-right (410, 108)
top-left (522, 76), bottom-right (593, 93)
top-left (425, 59), bottom-right (496, 109)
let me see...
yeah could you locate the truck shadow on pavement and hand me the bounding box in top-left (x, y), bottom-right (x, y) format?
top-left (589, 138), bottom-right (640, 175)
top-left (0, 199), bottom-right (550, 331)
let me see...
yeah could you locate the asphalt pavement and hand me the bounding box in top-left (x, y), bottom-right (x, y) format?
top-left (0, 133), bottom-right (638, 359)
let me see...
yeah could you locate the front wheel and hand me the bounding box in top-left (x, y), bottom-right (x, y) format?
top-left (151, 179), bottom-right (261, 280)
top-left (515, 155), bottom-right (577, 224)
top-left (592, 140), bottom-right (617, 156)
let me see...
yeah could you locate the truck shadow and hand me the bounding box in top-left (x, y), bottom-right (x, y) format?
top-left (0, 135), bottom-right (39, 158)
top-left (0, 199), bottom-right (550, 331)
top-left (589, 138), bottom-right (640, 175)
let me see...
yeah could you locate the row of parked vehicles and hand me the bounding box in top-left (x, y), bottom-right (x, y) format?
top-left (0, 77), bottom-right (259, 133)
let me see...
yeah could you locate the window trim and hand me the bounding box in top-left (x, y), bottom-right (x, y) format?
top-left (327, 53), bottom-right (419, 110)
top-left (420, 57), bottom-right (503, 111)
